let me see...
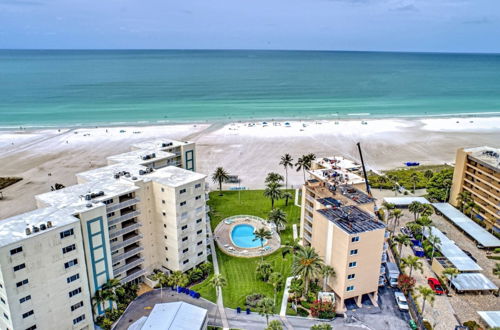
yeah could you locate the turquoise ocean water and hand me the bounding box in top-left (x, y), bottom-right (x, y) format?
top-left (1, 50), bottom-right (500, 128)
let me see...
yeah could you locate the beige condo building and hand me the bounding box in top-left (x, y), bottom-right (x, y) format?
top-left (449, 146), bottom-right (500, 233)
top-left (0, 139), bottom-right (209, 330)
top-left (300, 157), bottom-right (387, 313)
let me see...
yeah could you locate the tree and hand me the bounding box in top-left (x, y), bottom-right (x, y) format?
top-left (388, 208), bottom-right (403, 237)
top-left (424, 170), bottom-right (434, 180)
top-left (256, 262), bottom-right (274, 282)
top-left (280, 154), bottom-right (294, 190)
top-left (456, 191), bottom-right (472, 212)
top-left (311, 324), bottom-right (332, 330)
top-left (288, 278), bottom-right (304, 305)
top-left (152, 271), bottom-right (171, 299)
top-left (295, 156), bottom-right (308, 182)
top-left (409, 172), bottom-right (420, 192)
top-left (426, 168), bottom-right (454, 202)
top-left (210, 274), bottom-right (227, 297)
top-left (442, 267), bottom-right (460, 285)
top-left (401, 256), bottom-right (423, 276)
top-left (393, 233), bottom-right (411, 257)
top-left (268, 208), bottom-right (287, 231)
top-left (397, 274), bottom-right (416, 294)
top-left (420, 204), bottom-right (434, 217)
top-left (406, 222), bottom-right (422, 236)
top-left (92, 289), bottom-right (111, 313)
top-left (493, 263), bottom-right (500, 279)
top-left (264, 181), bottom-right (283, 209)
top-left (266, 320), bottom-right (284, 330)
top-left (416, 216), bottom-right (433, 235)
top-left (257, 297), bottom-right (275, 325)
top-left (212, 167), bottom-right (229, 196)
top-left (427, 230), bottom-right (441, 260)
top-left (281, 238), bottom-right (302, 259)
top-left (304, 153), bottom-right (316, 169)
top-left (266, 172), bottom-right (284, 184)
top-left (408, 201), bottom-right (423, 221)
top-left (381, 202), bottom-right (396, 222)
top-left (170, 271), bottom-right (189, 289)
top-left (199, 261), bottom-right (213, 277)
top-left (253, 228), bottom-right (273, 261)
top-left (269, 272), bottom-right (284, 304)
top-left (282, 191), bottom-right (293, 206)
top-left (416, 285), bottom-right (435, 314)
top-left (292, 246), bottom-right (324, 296)
top-left (320, 264), bottom-right (336, 291)
top-left (442, 178), bottom-right (452, 202)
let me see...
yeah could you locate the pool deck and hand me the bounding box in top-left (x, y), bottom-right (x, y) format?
top-left (213, 215), bottom-right (281, 258)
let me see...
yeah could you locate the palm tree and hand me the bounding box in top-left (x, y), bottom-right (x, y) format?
top-left (393, 233), bottom-right (411, 256)
top-left (288, 279), bottom-right (303, 306)
top-left (493, 263), bottom-right (500, 279)
top-left (281, 238), bottom-right (302, 259)
top-left (420, 204), bottom-right (434, 217)
top-left (427, 230), bottom-right (441, 260)
top-left (295, 156), bottom-right (307, 182)
top-left (256, 262), bottom-right (274, 281)
top-left (406, 222), bottom-right (422, 236)
top-left (268, 208), bottom-right (287, 231)
top-left (409, 172), bottom-right (420, 192)
top-left (210, 274), bottom-right (227, 297)
top-left (264, 181), bottom-right (283, 209)
top-left (304, 153), bottom-right (316, 169)
top-left (152, 272), bottom-right (171, 298)
top-left (212, 167), bottom-right (229, 196)
top-left (401, 255), bottom-right (423, 276)
top-left (257, 297), bottom-right (275, 325)
top-left (381, 202), bottom-right (396, 222)
top-left (170, 271), bottom-right (189, 289)
top-left (280, 154), bottom-right (294, 190)
top-left (266, 319), bottom-right (284, 330)
top-left (254, 228), bottom-right (273, 260)
top-left (416, 285), bottom-right (435, 314)
top-left (269, 272), bottom-right (284, 304)
top-left (416, 216), bottom-right (433, 235)
top-left (408, 201), bottom-right (423, 221)
top-left (320, 264), bottom-right (336, 291)
top-left (292, 246), bottom-right (323, 296)
top-left (266, 172), bottom-right (284, 184)
top-left (442, 178), bottom-right (452, 202)
top-left (282, 191), bottom-right (293, 206)
top-left (92, 289), bottom-right (110, 313)
top-left (442, 267), bottom-right (460, 286)
top-left (424, 170), bottom-right (434, 180)
top-left (388, 208), bottom-right (403, 237)
top-left (456, 191), bottom-right (472, 212)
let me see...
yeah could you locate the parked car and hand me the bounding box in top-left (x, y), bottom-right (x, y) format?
top-left (394, 291), bottom-right (409, 311)
top-left (428, 278), bottom-right (445, 295)
top-left (463, 250), bottom-right (477, 262)
top-left (401, 227), bottom-right (413, 237)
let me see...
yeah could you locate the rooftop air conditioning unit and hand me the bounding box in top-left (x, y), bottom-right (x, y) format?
top-left (32, 226), bottom-right (40, 233)
top-left (46, 221), bottom-right (53, 228)
top-left (25, 227), bottom-right (32, 235)
top-left (85, 194), bottom-right (92, 201)
top-left (40, 223), bottom-right (47, 230)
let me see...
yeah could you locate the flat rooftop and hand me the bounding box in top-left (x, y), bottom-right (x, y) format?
top-left (0, 207), bottom-right (79, 247)
top-left (451, 273), bottom-right (498, 291)
top-left (317, 205), bottom-right (385, 234)
top-left (477, 311), bottom-right (500, 328)
top-left (383, 197), bottom-right (430, 206)
top-left (131, 139), bottom-right (190, 151)
top-left (77, 163), bottom-right (148, 183)
top-left (147, 166), bottom-right (206, 188)
top-left (317, 197), bottom-right (342, 208)
top-left (129, 302), bottom-right (207, 330)
top-left (339, 185), bottom-right (374, 204)
top-left (465, 146), bottom-right (500, 171)
top-left (309, 156), bottom-right (365, 186)
top-left (107, 149), bottom-right (176, 166)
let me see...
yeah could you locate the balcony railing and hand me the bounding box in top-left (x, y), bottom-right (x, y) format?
top-left (306, 194), bottom-right (315, 202)
top-left (110, 234), bottom-right (143, 252)
top-left (304, 223), bottom-right (313, 233)
top-left (305, 214), bottom-right (313, 222)
top-left (108, 211), bottom-right (141, 227)
top-left (111, 246), bottom-right (144, 264)
top-left (120, 269), bottom-right (147, 284)
top-left (106, 198), bottom-right (140, 212)
top-left (304, 232), bottom-right (312, 241)
top-left (114, 257), bottom-right (145, 275)
top-left (109, 222), bottom-right (142, 239)
top-left (305, 204), bottom-right (314, 212)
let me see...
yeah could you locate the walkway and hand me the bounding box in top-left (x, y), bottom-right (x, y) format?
top-left (208, 225), bottom-right (230, 329)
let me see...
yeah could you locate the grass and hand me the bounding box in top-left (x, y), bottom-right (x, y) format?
top-left (0, 177), bottom-right (22, 190)
top-left (205, 189), bottom-right (301, 312)
top-left (191, 274), bottom-right (217, 302)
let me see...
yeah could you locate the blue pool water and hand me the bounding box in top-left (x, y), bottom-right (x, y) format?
top-left (231, 224), bottom-right (265, 248)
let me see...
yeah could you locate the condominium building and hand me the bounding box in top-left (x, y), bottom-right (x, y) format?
top-left (300, 157), bottom-right (387, 313)
top-left (449, 146), bottom-right (500, 233)
top-left (0, 139), bottom-right (208, 330)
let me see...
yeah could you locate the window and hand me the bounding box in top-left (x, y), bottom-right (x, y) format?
top-left (107, 212), bottom-right (115, 218)
top-left (162, 200), bottom-right (165, 204)
top-left (164, 235), bottom-right (168, 239)
top-left (20, 295), bottom-right (31, 303)
top-left (3, 313), bottom-right (8, 320)
top-left (164, 246), bottom-right (168, 251)
top-left (165, 257), bottom-right (169, 262)
top-left (69, 287), bottom-right (82, 298)
top-left (162, 212), bottom-right (166, 216)
top-left (347, 274), bottom-right (356, 280)
top-left (180, 201), bottom-right (186, 206)
top-left (67, 274), bottom-right (80, 283)
top-left (181, 225), bottom-right (188, 230)
top-left (64, 259), bottom-right (78, 269)
top-left (183, 248), bottom-right (189, 253)
top-left (196, 218), bottom-right (202, 223)
top-left (0, 298), bottom-right (5, 304)
top-left (103, 199), bottom-right (113, 205)
top-left (161, 188), bottom-right (165, 192)
top-left (348, 262), bottom-right (357, 268)
top-left (111, 237), bottom-right (118, 243)
top-left (350, 249), bottom-right (358, 255)
top-left (109, 225), bottom-right (117, 231)
top-left (195, 183), bottom-right (201, 189)
top-left (60, 229), bottom-right (74, 239)
top-left (182, 237), bottom-right (188, 242)
top-left (183, 259), bottom-right (189, 264)
top-left (197, 230), bottom-right (202, 235)
top-left (197, 251), bottom-right (204, 256)
top-left (73, 314), bottom-right (85, 325)
top-left (197, 241), bottom-right (203, 246)
top-left (22, 310), bottom-right (34, 319)
top-left (26, 325), bottom-right (37, 330)
top-left (13, 263), bottom-right (26, 272)
top-left (346, 286), bottom-right (355, 292)
top-left (112, 250), bottom-right (119, 256)
top-left (62, 244), bottom-right (76, 254)
top-left (10, 246), bottom-right (23, 255)
top-left (195, 195), bottom-right (201, 200)
top-left (71, 301), bottom-right (84, 312)
top-left (112, 262), bottom-right (120, 268)
top-left (180, 189), bottom-right (186, 194)
top-left (16, 279), bottom-right (29, 287)
top-left (164, 224), bottom-right (167, 228)
top-left (351, 236), bottom-right (360, 242)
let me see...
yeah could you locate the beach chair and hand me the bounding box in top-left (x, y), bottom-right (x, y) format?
top-left (237, 307), bottom-right (241, 314)
top-left (246, 308), bottom-right (251, 315)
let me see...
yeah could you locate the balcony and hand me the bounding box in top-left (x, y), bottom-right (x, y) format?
top-left (304, 223), bottom-right (313, 233)
top-left (114, 257), bottom-right (145, 275)
top-left (120, 268), bottom-right (147, 284)
top-left (109, 222), bottom-right (142, 239)
top-left (305, 213), bottom-right (313, 222)
top-left (106, 198), bottom-right (140, 212)
top-left (304, 232), bottom-right (312, 242)
top-left (108, 210), bottom-right (141, 227)
top-left (306, 194), bottom-right (315, 202)
top-left (305, 204), bottom-right (314, 212)
top-left (111, 246), bottom-right (144, 264)
top-left (205, 205), bottom-right (210, 213)
top-left (110, 234), bottom-right (143, 251)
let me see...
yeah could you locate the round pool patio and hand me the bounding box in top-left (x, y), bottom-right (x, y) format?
top-left (214, 215), bottom-right (281, 258)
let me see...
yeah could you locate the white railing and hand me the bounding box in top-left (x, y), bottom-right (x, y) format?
top-left (111, 246), bottom-right (144, 264)
top-left (108, 211), bottom-right (140, 227)
top-left (109, 222), bottom-right (142, 239)
top-left (110, 234), bottom-right (143, 251)
top-left (305, 214), bottom-right (313, 222)
top-left (306, 194), bottom-right (315, 202)
top-left (119, 269), bottom-right (147, 284)
top-left (305, 205), bottom-right (314, 212)
top-left (113, 257), bottom-right (145, 275)
top-left (304, 223), bottom-right (313, 233)
top-left (106, 198), bottom-right (140, 212)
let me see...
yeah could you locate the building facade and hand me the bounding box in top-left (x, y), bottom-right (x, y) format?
top-left (449, 147), bottom-right (500, 233)
top-left (0, 139), bottom-right (209, 330)
top-left (300, 157), bottom-right (387, 312)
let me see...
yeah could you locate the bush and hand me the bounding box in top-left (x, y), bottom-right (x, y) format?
top-left (245, 293), bottom-right (264, 307)
top-left (297, 307), bottom-right (309, 317)
top-left (463, 320), bottom-right (481, 330)
top-left (310, 300), bottom-right (335, 319)
top-left (199, 261), bottom-right (213, 276)
top-left (423, 320), bottom-right (433, 330)
top-left (311, 324), bottom-right (332, 330)
top-left (188, 267), bottom-right (204, 283)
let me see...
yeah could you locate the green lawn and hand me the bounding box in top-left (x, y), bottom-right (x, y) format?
top-left (203, 190), bottom-right (301, 312)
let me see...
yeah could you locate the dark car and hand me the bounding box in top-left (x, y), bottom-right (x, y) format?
top-left (428, 278), bottom-right (445, 295)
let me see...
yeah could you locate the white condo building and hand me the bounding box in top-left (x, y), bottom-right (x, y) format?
top-left (0, 139), bottom-right (209, 330)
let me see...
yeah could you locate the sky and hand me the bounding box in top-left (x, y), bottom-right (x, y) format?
top-left (0, 0), bottom-right (499, 52)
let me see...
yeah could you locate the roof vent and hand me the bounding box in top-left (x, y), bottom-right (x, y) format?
top-left (86, 203), bottom-right (92, 208)
top-left (32, 225), bottom-right (40, 233)
top-left (85, 194), bottom-right (92, 201)
top-left (139, 170), bottom-right (145, 175)
top-left (25, 227), bottom-right (32, 235)
top-left (46, 221), bottom-right (53, 228)
top-left (114, 173), bottom-right (120, 179)
top-left (132, 176), bottom-right (137, 180)
top-left (40, 223), bottom-right (47, 230)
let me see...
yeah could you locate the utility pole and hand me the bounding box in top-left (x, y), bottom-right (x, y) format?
top-left (356, 142), bottom-right (372, 196)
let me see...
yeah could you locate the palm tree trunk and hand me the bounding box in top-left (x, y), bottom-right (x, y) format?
top-left (422, 299), bottom-right (426, 314)
top-left (285, 168), bottom-right (288, 190)
top-left (304, 276), bottom-right (309, 298)
top-left (323, 277), bottom-right (327, 291)
top-left (302, 168), bottom-right (305, 182)
top-left (271, 199), bottom-right (274, 209)
top-left (399, 244), bottom-right (403, 256)
top-left (410, 266), bottom-right (413, 276)
top-left (219, 180), bottom-right (222, 196)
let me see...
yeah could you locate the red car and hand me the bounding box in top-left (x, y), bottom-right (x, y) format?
top-left (428, 278), bottom-right (445, 295)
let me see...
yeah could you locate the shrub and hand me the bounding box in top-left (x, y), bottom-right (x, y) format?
top-left (462, 320), bottom-right (481, 330)
top-left (245, 293), bottom-right (264, 307)
top-left (397, 274), bottom-right (416, 294)
top-left (311, 324), bottom-right (333, 330)
top-left (297, 308), bottom-right (309, 317)
top-left (188, 268), bottom-right (204, 283)
top-left (199, 261), bottom-right (213, 276)
top-left (310, 300), bottom-right (335, 319)
top-left (423, 320), bottom-right (433, 330)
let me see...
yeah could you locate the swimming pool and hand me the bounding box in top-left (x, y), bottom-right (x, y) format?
top-left (231, 224), bottom-right (265, 248)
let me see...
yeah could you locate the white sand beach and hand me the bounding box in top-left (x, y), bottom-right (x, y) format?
top-left (1, 116), bottom-right (499, 219)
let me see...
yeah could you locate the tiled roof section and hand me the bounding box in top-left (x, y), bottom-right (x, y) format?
top-left (317, 205), bottom-right (385, 234)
